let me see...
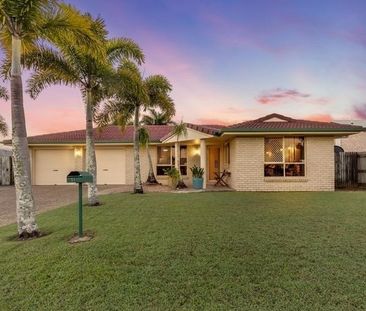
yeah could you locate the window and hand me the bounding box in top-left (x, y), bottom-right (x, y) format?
top-left (157, 146), bottom-right (187, 176)
top-left (264, 137), bottom-right (305, 177)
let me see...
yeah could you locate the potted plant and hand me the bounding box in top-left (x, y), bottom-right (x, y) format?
top-left (190, 165), bottom-right (204, 189)
top-left (164, 167), bottom-right (180, 189)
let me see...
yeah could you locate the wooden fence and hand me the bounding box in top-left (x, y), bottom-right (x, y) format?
top-left (335, 152), bottom-right (366, 188)
top-left (0, 156), bottom-right (13, 186)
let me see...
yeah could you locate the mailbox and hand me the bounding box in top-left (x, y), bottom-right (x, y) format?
top-left (67, 171), bottom-right (93, 183)
top-left (67, 171), bottom-right (93, 238)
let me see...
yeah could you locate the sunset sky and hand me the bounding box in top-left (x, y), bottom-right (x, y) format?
top-left (1, 0), bottom-right (366, 136)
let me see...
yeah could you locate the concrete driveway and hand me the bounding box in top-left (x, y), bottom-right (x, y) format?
top-left (0, 184), bottom-right (171, 227)
top-left (0, 185), bottom-right (131, 227)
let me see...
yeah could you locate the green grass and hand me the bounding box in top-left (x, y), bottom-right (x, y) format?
top-left (1, 192), bottom-right (366, 310)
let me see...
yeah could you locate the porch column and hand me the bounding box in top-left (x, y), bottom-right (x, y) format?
top-left (174, 142), bottom-right (179, 169)
top-left (200, 139), bottom-right (207, 189)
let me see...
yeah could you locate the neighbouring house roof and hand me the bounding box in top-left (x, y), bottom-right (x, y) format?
top-left (334, 120), bottom-right (366, 127)
top-left (3, 113), bottom-right (363, 146)
top-left (18, 125), bottom-right (173, 144)
top-left (223, 113), bottom-right (364, 133)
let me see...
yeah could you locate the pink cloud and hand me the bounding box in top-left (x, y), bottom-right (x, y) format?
top-left (256, 88), bottom-right (331, 107)
top-left (257, 88), bottom-right (310, 105)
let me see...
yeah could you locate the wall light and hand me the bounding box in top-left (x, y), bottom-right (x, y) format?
top-left (74, 147), bottom-right (83, 158)
top-left (193, 146), bottom-right (200, 156)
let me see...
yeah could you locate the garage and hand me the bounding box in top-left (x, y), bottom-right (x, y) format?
top-left (96, 149), bottom-right (126, 184)
top-left (34, 149), bottom-right (75, 185)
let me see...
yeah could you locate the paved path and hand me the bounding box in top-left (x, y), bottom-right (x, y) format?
top-left (0, 184), bottom-right (169, 227)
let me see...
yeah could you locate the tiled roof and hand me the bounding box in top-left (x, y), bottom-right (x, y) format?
top-left (186, 123), bottom-right (223, 135)
top-left (25, 125), bottom-right (173, 144)
top-left (224, 113), bottom-right (364, 132)
top-left (5, 113), bottom-right (363, 145)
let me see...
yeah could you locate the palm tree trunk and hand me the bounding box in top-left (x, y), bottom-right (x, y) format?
top-left (85, 89), bottom-right (99, 205)
top-left (11, 35), bottom-right (38, 238)
top-left (133, 105), bottom-right (143, 193)
top-left (146, 144), bottom-right (158, 184)
top-left (176, 139), bottom-right (186, 189)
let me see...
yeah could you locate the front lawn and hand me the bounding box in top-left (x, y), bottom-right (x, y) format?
top-left (1, 192), bottom-right (366, 310)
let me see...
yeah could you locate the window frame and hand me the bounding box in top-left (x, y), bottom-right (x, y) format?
top-left (156, 145), bottom-right (188, 176)
top-left (264, 137), bottom-right (306, 177)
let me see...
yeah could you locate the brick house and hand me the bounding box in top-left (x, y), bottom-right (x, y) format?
top-left (12, 113), bottom-right (363, 191)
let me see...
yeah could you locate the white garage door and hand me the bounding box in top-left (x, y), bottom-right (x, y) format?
top-left (35, 149), bottom-right (75, 185)
top-left (96, 149), bottom-right (126, 184)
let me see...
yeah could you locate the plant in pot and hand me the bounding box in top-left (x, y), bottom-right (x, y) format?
top-left (164, 167), bottom-right (180, 189)
top-left (190, 165), bottom-right (204, 189)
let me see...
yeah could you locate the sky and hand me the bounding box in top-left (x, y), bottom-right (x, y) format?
top-left (1, 0), bottom-right (366, 136)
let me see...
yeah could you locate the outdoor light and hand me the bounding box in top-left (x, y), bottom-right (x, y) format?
top-left (193, 147), bottom-right (200, 156)
top-left (74, 147), bottom-right (83, 158)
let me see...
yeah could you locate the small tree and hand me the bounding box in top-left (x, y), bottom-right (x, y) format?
top-left (172, 121), bottom-right (188, 189)
top-left (138, 127), bottom-right (159, 184)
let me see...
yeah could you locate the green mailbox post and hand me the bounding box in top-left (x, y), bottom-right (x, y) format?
top-left (67, 171), bottom-right (93, 237)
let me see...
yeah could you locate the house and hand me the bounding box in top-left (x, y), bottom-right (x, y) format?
top-left (334, 120), bottom-right (366, 152)
top-left (8, 113), bottom-right (363, 191)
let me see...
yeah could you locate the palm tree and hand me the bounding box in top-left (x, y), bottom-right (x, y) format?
top-left (172, 121), bottom-right (188, 189)
top-left (26, 18), bottom-right (144, 205)
top-left (142, 108), bottom-right (173, 125)
top-left (138, 126), bottom-right (159, 184)
top-left (0, 1), bottom-right (100, 237)
top-left (97, 61), bottom-right (175, 193)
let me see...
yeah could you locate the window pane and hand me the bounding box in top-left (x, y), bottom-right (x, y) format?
top-left (264, 164), bottom-right (284, 176)
top-left (285, 164), bottom-right (305, 176)
top-left (158, 147), bottom-right (171, 165)
top-left (157, 166), bottom-right (171, 176)
top-left (265, 138), bottom-right (283, 162)
top-left (284, 137), bottom-right (304, 163)
top-left (180, 166), bottom-right (187, 176)
top-left (180, 146), bottom-right (187, 165)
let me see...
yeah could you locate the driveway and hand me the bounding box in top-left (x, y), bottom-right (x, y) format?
top-left (0, 184), bottom-right (171, 227)
top-left (0, 185), bottom-right (131, 227)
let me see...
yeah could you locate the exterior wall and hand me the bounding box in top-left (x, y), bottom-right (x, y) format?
top-left (337, 132), bottom-right (366, 152)
top-left (30, 144), bottom-right (199, 186)
top-left (228, 136), bottom-right (334, 191)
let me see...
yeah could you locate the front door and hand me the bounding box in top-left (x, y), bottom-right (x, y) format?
top-left (209, 147), bottom-right (220, 180)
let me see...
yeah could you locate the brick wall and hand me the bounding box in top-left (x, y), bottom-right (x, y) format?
top-left (227, 136), bottom-right (334, 191)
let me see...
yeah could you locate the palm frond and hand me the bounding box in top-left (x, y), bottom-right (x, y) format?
top-left (107, 37), bottom-right (144, 65)
top-left (138, 126), bottom-right (150, 147)
top-left (38, 3), bottom-right (104, 51)
top-left (27, 68), bottom-right (77, 98)
top-left (0, 85), bottom-right (9, 100)
top-left (172, 120), bottom-right (188, 140)
top-left (95, 99), bottom-right (134, 129)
